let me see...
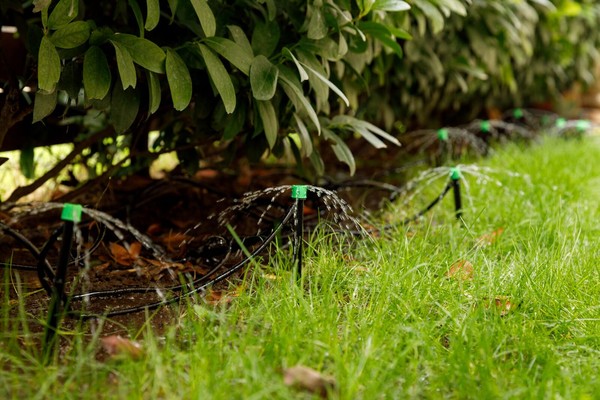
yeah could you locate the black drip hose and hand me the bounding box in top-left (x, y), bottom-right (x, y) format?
top-left (0, 222), bottom-right (56, 294)
top-left (68, 205), bottom-right (296, 318)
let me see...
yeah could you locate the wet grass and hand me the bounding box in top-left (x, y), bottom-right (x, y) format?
top-left (1, 136), bottom-right (600, 399)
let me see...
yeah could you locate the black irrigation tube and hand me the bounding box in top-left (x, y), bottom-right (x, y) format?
top-left (65, 204), bottom-right (296, 318)
top-left (0, 222), bottom-right (55, 293)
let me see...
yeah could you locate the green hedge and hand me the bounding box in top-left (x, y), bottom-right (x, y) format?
top-left (356, 0), bottom-right (600, 129)
top-left (1, 0), bottom-right (598, 179)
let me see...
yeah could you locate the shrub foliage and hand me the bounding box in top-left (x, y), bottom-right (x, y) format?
top-left (0, 0), bottom-right (598, 180)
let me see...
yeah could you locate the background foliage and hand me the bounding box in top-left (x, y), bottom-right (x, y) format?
top-left (1, 0), bottom-right (599, 187)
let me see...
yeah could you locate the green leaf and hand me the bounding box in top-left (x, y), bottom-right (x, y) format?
top-left (47, 0), bottom-right (79, 30)
top-left (440, 0), bottom-right (467, 16)
top-left (223, 103), bottom-right (246, 140)
top-left (292, 113), bottom-right (313, 157)
top-left (322, 128), bottom-right (355, 175)
top-left (83, 46), bottom-right (112, 100)
top-left (19, 148), bottom-right (36, 179)
top-left (307, 7), bottom-right (327, 40)
top-left (204, 37), bottom-right (252, 75)
top-left (110, 40), bottom-right (137, 89)
top-left (32, 90), bottom-right (58, 123)
top-left (111, 34), bottom-right (166, 73)
top-left (414, 1), bottom-right (444, 34)
top-left (256, 100), bottom-right (278, 149)
top-left (332, 115), bottom-right (400, 147)
top-left (198, 43), bottom-right (236, 114)
top-left (226, 25), bottom-right (254, 56)
top-left (166, 48), bottom-right (192, 111)
top-left (190, 0), bottom-right (216, 37)
top-left (250, 55), bottom-right (279, 101)
top-left (145, 0), bottom-right (160, 30)
top-left (373, 0), bottom-right (410, 11)
top-left (110, 83), bottom-right (140, 133)
top-left (284, 48), bottom-right (309, 82)
top-left (33, 0), bottom-right (51, 13)
top-left (309, 150), bottom-right (325, 176)
top-left (128, 0), bottom-right (145, 36)
top-left (167, 0), bottom-right (179, 18)
top-left (59, 61), bottom-right (82, 99)
top-left (358, 21), bottom-right (403, 58)
top-left (298, 60), bottom-right (349, 106)
top-left (38, 36), bottom-right (61, 92)
top-left (251, 20), bottom-right (280, 57)
top-left (387, 26), bottom-right (412, 40)
top-left (50, 21), bottom-right (90, 49)
top-left (278, 66), bottom-right (320, 134)
top-left (147, 71), bottom-right (161, 115)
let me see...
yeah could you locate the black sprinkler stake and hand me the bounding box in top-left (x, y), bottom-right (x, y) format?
top-left (43, 203), bottom-right (82, 364)
top-left (291, 185), bottom-right (307, 282)
top-left (450, 168), bottom-right (462, 221)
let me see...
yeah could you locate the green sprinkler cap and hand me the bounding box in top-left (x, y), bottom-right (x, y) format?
top-left (513, 108), bottom-right (524, 119)
top-left (61, 203), bottom-right (82, 223)
top-left (437, 128), bottom-right (449, 141)
top-left (576, 119), bottom-right (591, 132)
top-left (291, 185), bottom-right (308, 200)
top-left (555, 117), bottom-right (567, 129)
top-left (450, 167), bottom-right (461, 181)
top-left (480, 120), bottom-right (491, 133)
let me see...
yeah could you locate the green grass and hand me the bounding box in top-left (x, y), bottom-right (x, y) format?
top-left (1, 137), bottom-right (600, 399)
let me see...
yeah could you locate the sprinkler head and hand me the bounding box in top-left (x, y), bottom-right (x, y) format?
top-left (576, 120), bottom-right (591, 132)
top-left (480, 120), bottom-right (491, 133)
top-left (291, 185), bottom-right (308, 200)
top-left (450, 167), bottom-right (461, 181)
top-left (437, 129), bottom-right (449, 141)
top-left (513, 108), bottom-right (524, 119)
top-left (61, 203), bottom-right (82, 223)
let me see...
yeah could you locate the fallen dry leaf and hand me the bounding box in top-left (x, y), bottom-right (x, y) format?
top-left (476, 227), bottom-right (504, 247)
top-left (100, 335), bottom-right (144, 359)
top-left (205, 289), bottom-right (239, 305)
top-left (109, 242), bottom-right (142, 266)
top-left (283, 365), bottom-right (336, 398)
top-left (492, 296), bottom-right (516, 316)
top-left (447, 260), bottom-right (474, 281)
top-left (480, 296), bottom-right (516, 316)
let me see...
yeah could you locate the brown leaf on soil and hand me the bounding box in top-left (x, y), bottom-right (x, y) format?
top-left (205, 289), bottom-right (239, 305)
top-left (480, 296), bottom-right (516, 316)
top-left (492, 296), bottom-right (516, 316)
top-left (108, 242), bottom-right (141, 266)
top-left (137, 257), bottom-right (192, 280)
top-left (283, 365), bottom-right (336, 398)
top-left (146, 223), bottom-right (163, 236)
top-left (447, 260), bottom-right (474, 281)
top-left (100, 335), bottom-right (144, 359)
top-left (160, 232), bottom-right (191, 254)
top-left (476, 227), bottom-right (504, 247)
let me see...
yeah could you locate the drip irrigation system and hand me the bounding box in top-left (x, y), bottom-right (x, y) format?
top-left (0, 109), bottom-right (597, 360)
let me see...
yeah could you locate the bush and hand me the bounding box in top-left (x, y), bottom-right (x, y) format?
top-left (1, 0), bottom-right (599, 189)
top-left (356, 0), bottom-right (600, 129)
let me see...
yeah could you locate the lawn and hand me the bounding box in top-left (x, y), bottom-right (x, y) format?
top-left (1, 136), bottom-right (599, 399)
